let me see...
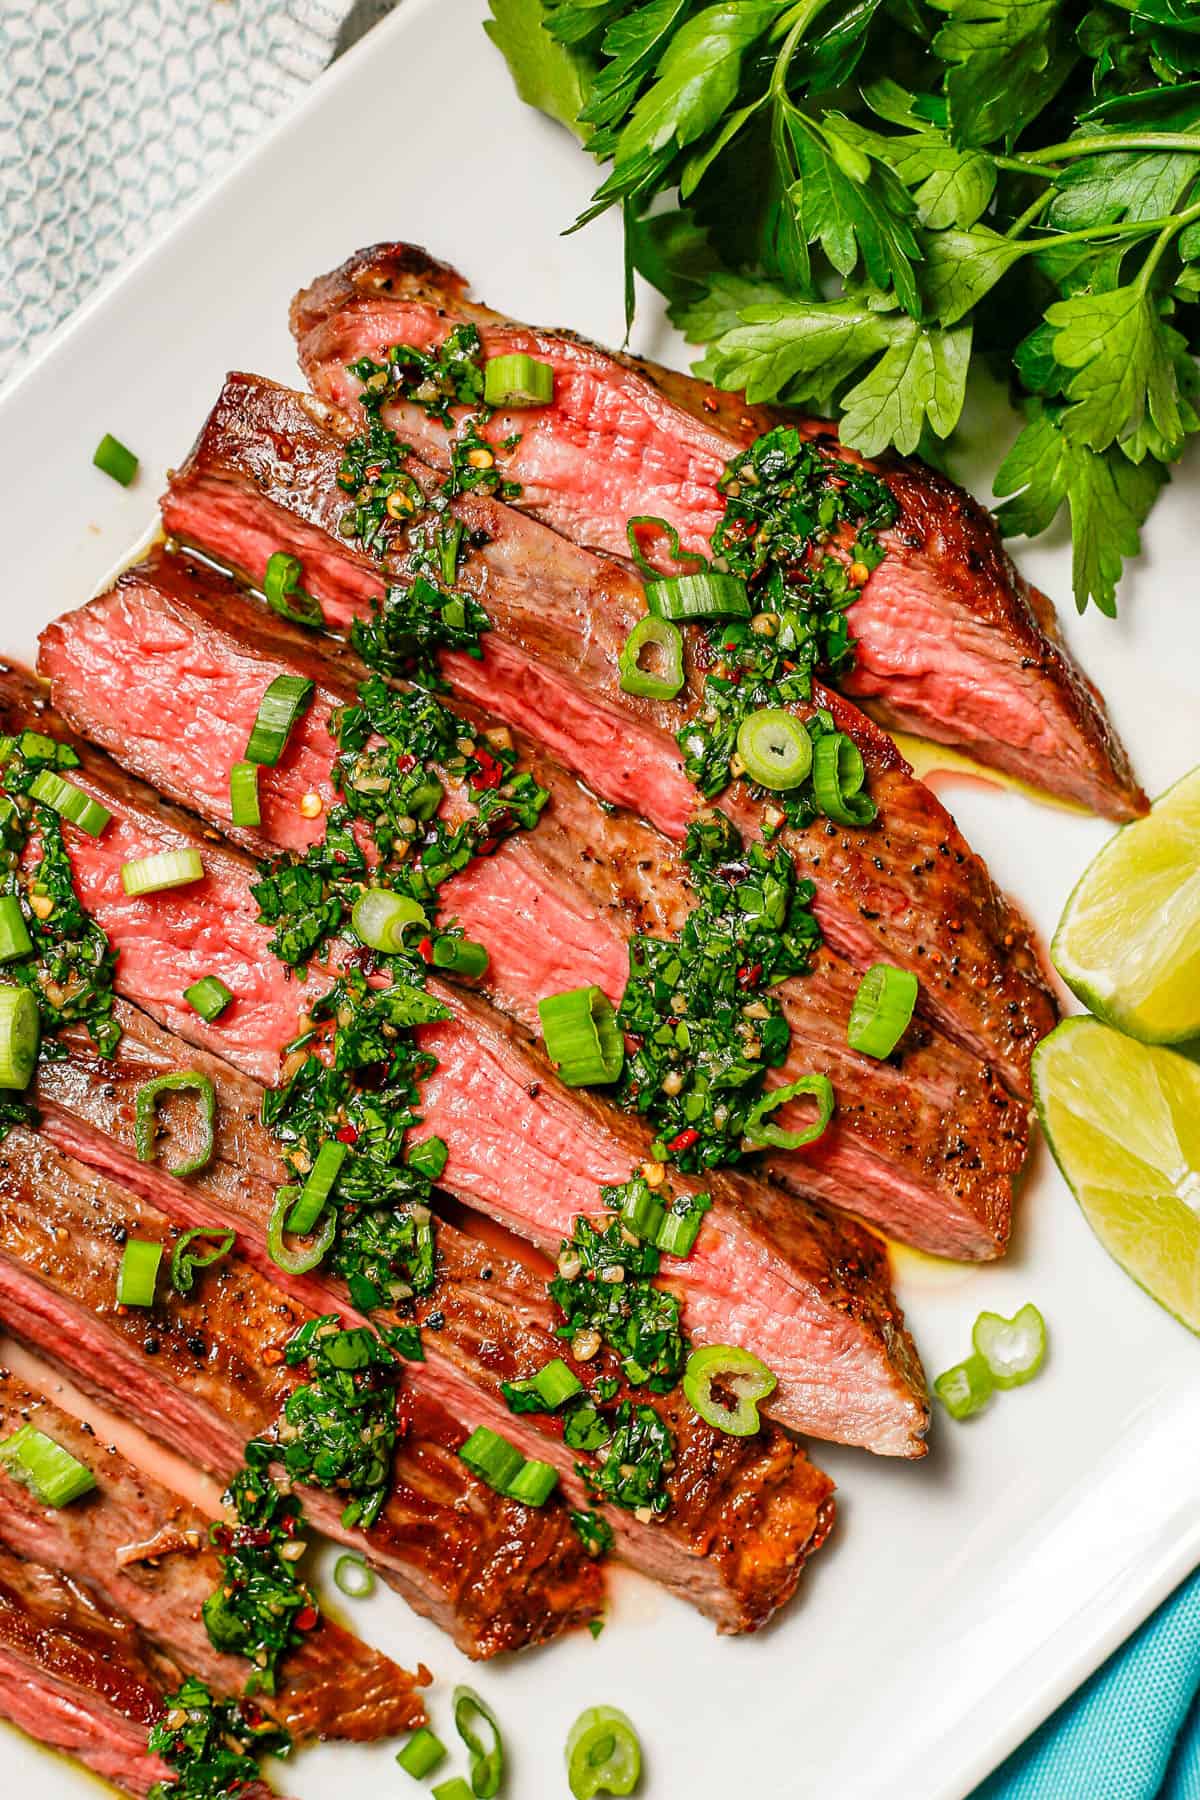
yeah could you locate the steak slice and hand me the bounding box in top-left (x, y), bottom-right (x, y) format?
top-left (160, 373), bottom-right (1057, 1094)
top-left (0, 1127), bottom-right (603, 1658)
top-left (0, 1368), bottom-right (428, 1740)
top-left (0, 668), bottom-right (928, 1455)
top-left (291, 243), bottom-right (1145, 823)
top-left (0, 1541), bottom-right (181, 1799)
top-left (35, 1001), bottom-right (836, 1636)
top-left (41, 550), bottom-right (1026, 1260)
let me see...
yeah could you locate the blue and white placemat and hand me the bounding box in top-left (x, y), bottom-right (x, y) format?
top-left (0, 0), bottom-right (380, 385)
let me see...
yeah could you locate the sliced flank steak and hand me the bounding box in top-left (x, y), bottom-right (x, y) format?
top-left (5, 664), bottom-right (928, 1454)
top-left (0, 1369), bottom-right (428, 1740)
top-left (160, 372), bottom-right (1057, 1095)
top-left (36, 1002), bottom-right (836, 1636)
top-left (290, 243), bottom-right (1145, 823)
top-left (0, 1541), bottom-right (186, 1799)
top-left (0, 1128), bottom-right (603, 1658)
top-left (0, 666), bottom-right (927, 1456)
top-left (41, 550), bottom-right (1025, 1261)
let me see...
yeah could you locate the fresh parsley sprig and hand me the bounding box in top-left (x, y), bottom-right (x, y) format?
top-left (485, 0), bottom-right (1200, 613)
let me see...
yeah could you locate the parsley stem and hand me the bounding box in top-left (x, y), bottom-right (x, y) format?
top-left (1023, 131), bottom-right (1200, 165)
top-left (769, 0), bottom-right (833, 100)
top-left (1005, 190), bottom-right (1053, 239)
top-left (1136, 196), bottom-right (1200, 292)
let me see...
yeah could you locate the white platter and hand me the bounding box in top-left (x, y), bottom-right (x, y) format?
top-left (1, 1), bottom-right (1198, 1794)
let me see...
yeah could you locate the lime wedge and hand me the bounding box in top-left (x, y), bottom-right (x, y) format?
top-left (1052, 764), bottom-right (1200, 1043)
top-left (1033, 1018), bottom-right (1200, 1333)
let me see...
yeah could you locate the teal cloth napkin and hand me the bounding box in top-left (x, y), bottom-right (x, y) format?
top-left (974, 1569), bottom-right (1200, 1800)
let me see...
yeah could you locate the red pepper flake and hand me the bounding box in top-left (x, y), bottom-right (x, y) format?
top-left (417, 936), bottom-right (434, 961)
top-left (470, 747), bottom-right (503, 791)
top-left (737, 962), bottom-right (762, 988)
top-left (395, 753), bottom-right (416, 775)
top-left (667, 1127), bottom-right (700, 1153)
top-left (211, 1523), bottom-right (233, 1551)
top-left (335, 1123), bottom-right (359, 1144)
top-left (294, 1605), bottom-right (319, 1632)
top-left (261, 1345), bottom-right (285, 1368)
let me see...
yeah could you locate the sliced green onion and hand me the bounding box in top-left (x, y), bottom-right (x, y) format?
top-left (397, 1726), bottom-right (447, 1779)
top-left (93, 433), bottom-right (138, 487)
top-left (229, 760), bottom-right (261, 829)
top-left (971, 1303), bottom-right (1047, 1389)
top-left (619, 1182), bottom-right (665, 1244)
top-left (538, 985), bottom-right (624, 1086)
top-left (267, 1183), bottom-right (336, 1275)
top-left (847, 963), bottom-right (918, 1059)
top-left (453, 1685), bottom-right (504, 1800)
top-left (0, 987), bottom-right (39, 1089)
top-left (244, 675), bottom-right (314, 767)
top-left (736, 708), bottom-right (812, 790)
top-left (333, 1552), bottom-right (376, 1599)
top-left (506, 1458), bottom-right (560, 1506)
top-left (134, 1072), bottom-right (216, 1176)
top-left (27, 770), bottom-right (111, 837)
top-left (742, 1072), bottom-right (834, 1151)
top-left (183, 975), bottom-right (232, 1023)
top-left (459, 1427), bottom-right (525, 1494)
top-left (483, 352), bottom-right (555, 407)
top-left (116, 1238), bottom-right (163, 1307)
top-left (0, 1424), bottom-right (96, 1507)
top-left (432, 1782), bottom-right (474, 1800)
top-left (618, 615), bottom-right (684, 701)
top-left (121, 849), bottom-right (204, 896)
top-left (18, 731), bottom-right (60, 764)
top-left (0, 898), bottom-right (32, 965)
top-left (351, 887), bottom-right (428, 954)
top-left (645, 571), bottom-right (750, 621)
top-left (431, 935), bottom-right (489, 979)
top-left (170, 1228), bottom-right (235, 1296)
top-left (625, 515), bottom-right (706, 580)
top-left (812, 730), bottom-right (876, 826)
top-left (406, 1135), bottom-right (447, 1181)
top-left (288, 1138), bottom-right (347, 1234)
top-left (683, 1344), bottom-right (776, 1437)
top-left (531, 1358), bottom-right (583, 1409)
top-left (566, 1706), bottom-right (642, 1799)
top-left (263, 552), bottom-right (324, 628)
top-left (655, 1201), bottom-right (708, 1259)
top-left (933, 1354), bottom-right (993, 1421)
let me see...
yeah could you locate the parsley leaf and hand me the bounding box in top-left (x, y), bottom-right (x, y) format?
top-left (1048, 283), bottom-right (1186, 456)
top-left (484, 0), bottom-right (595, 135)
top-left (994, 406), bottom-right (1169, 615)
top-left (840, 318), bottom-right (972, 455)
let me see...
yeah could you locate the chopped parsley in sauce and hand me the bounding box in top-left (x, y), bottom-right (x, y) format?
top-left (338, 325), bottom-right (520, 685)
top-left (0, 729), bottom-right (120, 1067)
top-left (618, 810), bottom-right (821, 1170)
top-left (677, 425), bottom-right (896, 816)
top-left (271, 1315), bottom-right (406, 1530)
top-left (549, 1210), bottom-right (686, 1394)
top-left (148, 1675), bottom-right (289, 1800)
top-left (202, 1451), bottom-right (316, 1695)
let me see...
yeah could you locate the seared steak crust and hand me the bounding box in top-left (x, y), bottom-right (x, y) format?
top-left (0, 1541), bottom-right (179, 1798)
top-left (36, 1001), bottom-right (836, 1636)
top-left (41, 551), bottom-right (1027, 1260)
top-left (0, 665), bottom-right (928, 1456)
top-left (0, 1128), bottom-right (603, 1657)
top-left (290, 243), bottom-right (1144, 822)
top-left (0, 1370), bottom-right (428, 1741)
top-left (161, 372), bottom-right (1057, 1094)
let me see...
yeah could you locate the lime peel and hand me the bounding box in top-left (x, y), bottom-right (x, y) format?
top-left (1033, 1018), bottom-right (1200, 1335)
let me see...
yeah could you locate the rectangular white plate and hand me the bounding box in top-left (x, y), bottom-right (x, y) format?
top-left (1, 3), bottom-right (1198, 1795)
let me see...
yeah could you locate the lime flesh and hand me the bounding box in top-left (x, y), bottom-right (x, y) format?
top-left (1033, 1018), bottom-right (1200, 1333)
top-left (1052, 764), bottom-right (1200, 1044)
